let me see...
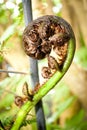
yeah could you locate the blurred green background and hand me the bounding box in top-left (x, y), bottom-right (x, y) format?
top-left (0, 0), bottom-right (87, 130)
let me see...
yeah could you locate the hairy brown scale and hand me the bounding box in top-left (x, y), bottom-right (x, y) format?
top-left (23, 15), bottom-right (73, 78)
top-left (15, 96), bottom-right (26, 107)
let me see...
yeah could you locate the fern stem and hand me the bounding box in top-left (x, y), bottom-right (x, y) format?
top-left (11, 38), bottom-right (76, 130)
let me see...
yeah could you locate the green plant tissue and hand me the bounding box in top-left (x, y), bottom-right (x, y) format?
top-left (74, 47), bottom-right (87, 70)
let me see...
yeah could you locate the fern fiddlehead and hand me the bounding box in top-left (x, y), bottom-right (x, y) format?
top-left (11, 15), bottom-right (76, 130)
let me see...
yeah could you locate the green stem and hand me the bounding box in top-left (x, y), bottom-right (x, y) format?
top-left (11, 39), bottom-right (75, 130)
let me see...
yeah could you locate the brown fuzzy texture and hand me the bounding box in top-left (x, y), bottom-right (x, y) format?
top-left (14, 96), bottom-right (26, 107)
top-left (23, 15), bottom-right (74, 78)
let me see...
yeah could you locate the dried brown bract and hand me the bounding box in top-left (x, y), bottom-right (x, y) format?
top-left (41, 67), bottom-right (52, 79)
top-left (23, 15), bottom-right (74, 79)
top-left (22, 82), bottom-right (33, 101)
top-left (15, 96), bottom-right (28, 107)
top-left (15, 83), bottom-right (34, 107)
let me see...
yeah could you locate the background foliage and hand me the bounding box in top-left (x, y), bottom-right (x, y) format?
top-left (0, 0), bottom-right (87, 130)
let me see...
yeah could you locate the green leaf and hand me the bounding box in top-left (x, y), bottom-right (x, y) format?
top-left (74, 47), bottom-right (87, 70)
top-left (0, 24), bottom-right (17, 43)
top-left (0, 127), bottom-right (4, 130)
top-left (0, 56), bottom-right (4, 63)
top-left (77, 121), bottom-right (87, 130)
top-left (47, 96), bottom-right (76, 123)
top-left (65, 109), bottom-right (85, 129)
top-left (21, 118), bottom-right (36, 127)
top-left (53, 82), bottom-right (71, 102)
top-left (47, 124), bottom-right (63, 130)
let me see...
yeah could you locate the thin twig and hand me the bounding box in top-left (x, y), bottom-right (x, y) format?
top-left (0, 69), bottom-right (28, 75)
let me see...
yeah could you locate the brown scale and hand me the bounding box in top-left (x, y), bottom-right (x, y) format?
top-left (53, 42), bottom-right (68, 66)
top-left (41, 67), bottom-right (52, 79)
top-left (15, 95), bottom-right (28, 107)
top-left (15, 83), bottom-right (34, 107)
top-left (23, 15), bottom-right (74, 79)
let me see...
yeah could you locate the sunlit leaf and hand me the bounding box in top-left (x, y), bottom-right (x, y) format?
top-left (0, 24), bottom-right (17, 43)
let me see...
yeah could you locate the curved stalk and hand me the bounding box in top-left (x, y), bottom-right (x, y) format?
top-left (11, 38), bottom-right (76, 130)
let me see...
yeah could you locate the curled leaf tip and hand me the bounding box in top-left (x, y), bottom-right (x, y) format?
top-left (23, 15), bottom-right (76, 79)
